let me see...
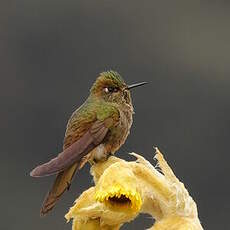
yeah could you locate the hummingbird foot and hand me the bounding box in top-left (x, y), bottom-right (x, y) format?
top-left (106, 152), bottom-right (113, 159)
top-left (89, 152), bottom-right (113, 165)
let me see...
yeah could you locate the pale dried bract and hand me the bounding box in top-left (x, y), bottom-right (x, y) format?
top-left (65, 148), bottom-right (203, 230)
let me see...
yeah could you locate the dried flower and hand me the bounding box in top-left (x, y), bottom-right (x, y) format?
top-left (65, 148), bottom-right (203, 230)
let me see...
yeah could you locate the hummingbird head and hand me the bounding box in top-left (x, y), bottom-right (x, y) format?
top-left (90, 70), bottom-right (147, 105)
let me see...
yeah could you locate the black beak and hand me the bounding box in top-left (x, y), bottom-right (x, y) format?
top-left (126, 82), bottom-right (148, 90)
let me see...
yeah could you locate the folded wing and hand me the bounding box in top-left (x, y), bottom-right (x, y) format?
top-left (30, 120), bottom-right (109, 177)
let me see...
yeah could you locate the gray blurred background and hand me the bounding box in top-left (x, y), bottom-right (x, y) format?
top-left (1, 0), bottom-right (230, 229)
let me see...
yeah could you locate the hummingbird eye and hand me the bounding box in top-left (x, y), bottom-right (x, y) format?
top-left (104, 87), bottom-right (119, 93)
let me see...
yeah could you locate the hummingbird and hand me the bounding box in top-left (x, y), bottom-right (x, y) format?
top-left (30, 70), bottom-right (147, 216)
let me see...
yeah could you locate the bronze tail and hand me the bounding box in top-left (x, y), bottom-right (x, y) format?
top-left (40, 163), bottom-right (79, 216)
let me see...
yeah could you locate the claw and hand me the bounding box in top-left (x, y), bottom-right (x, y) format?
top-left (106, 152), bottom-right (113, 159)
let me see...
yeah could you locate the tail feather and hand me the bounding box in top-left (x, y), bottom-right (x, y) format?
top-left (40, 163), bottom-right (79, 216)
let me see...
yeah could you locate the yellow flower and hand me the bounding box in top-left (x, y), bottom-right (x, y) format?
top-left (65, 148), bottom-right (203, 230)
top-left (94, 161), bottom-right (142, 212)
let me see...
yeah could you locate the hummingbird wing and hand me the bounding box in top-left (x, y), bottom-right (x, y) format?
top-left (31, 119), bottom-right (112, 216)
top-left (30, 119), bottom-right (110, 177)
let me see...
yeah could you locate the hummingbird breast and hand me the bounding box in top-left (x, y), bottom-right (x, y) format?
top-left (104, 103), bottom-right (134, 154)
